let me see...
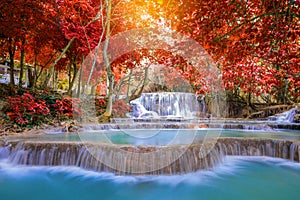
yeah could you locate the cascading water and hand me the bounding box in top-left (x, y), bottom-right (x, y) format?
top-left (131, 92), bottom-right (201, 118)
top-left (268, 108), bottom-right (296, 123)
top-left (130, 100), bottom-right (159, 118)
top-left (1, 138), bottom-right (300, 175)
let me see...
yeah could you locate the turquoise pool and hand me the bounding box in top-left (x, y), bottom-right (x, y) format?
top-left (0, 156), bottom-right (299, 200)
top-left (13, 129), bottom-right (300, 146)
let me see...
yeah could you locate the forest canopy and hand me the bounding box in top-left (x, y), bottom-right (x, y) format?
top-left (0, 0), bottom-right (299, 120)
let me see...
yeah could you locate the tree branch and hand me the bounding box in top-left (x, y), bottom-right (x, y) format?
top-left (216, 11), bottom-right (299, 41)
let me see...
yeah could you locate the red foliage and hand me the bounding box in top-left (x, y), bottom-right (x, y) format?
top-left (4, 93), bottom-right (50, 126)
top-left (95, 98), bottom-right (107, 115)
top-left (172, 0), bottom-right (299, 101)
top-left (53, 97), bottom-right (83, 118)
top-left (112, 100), bottom-right (132, 118)
top-left (3, 91), bottom-right (84, 126)
top-left (94, 98), bottom-right (131, 117)
top-left (1, 0), bottom-right (298, 105)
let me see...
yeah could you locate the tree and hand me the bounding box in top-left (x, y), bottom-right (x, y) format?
top-left (171, 0), bottom-right (299, 105)
top-left (2, 0), bottom-right (298, 120)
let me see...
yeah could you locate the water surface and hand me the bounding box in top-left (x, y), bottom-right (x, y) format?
top-left (12, 129), bottom-right (300, 146)
top-left (0, 156), bottom-right (299, 200)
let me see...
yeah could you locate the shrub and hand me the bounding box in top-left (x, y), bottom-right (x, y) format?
top-left (112, 100), bottom-right (132, 118)
top-left (95, 97), bottom-right (107, 115)
top-left (53, 97), bottom-right (83, 119)
top-left (4, 93), bottom-right (50, 126)
top-left (35, 91), bottom-right (61, 115)
top-left (3, 90), bottom-right (84, 126)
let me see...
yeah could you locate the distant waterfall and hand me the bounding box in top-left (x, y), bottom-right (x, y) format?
top-left (268, 108), bottom-right (296, 123)
top-left (1, 138), bottom-right (300, 175)
top-left (131, 92), bottom-right (201, 118)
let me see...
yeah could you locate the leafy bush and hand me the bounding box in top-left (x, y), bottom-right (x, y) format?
top-left (95, 98), bottom-right (131, 117)
top-left (3, 90), bottom-right (83, 126)
top-left (95, 97), bottom-right (107, 115)
top-left (3, 93), bottom-right (50, 126)
top-left (34, 90), bottom-right (61, 115)
top-left (112, 100), bottom-right (131, 118)
top-left (2, 88), bottom-right (131, 127)
top-left (53, 97), bottom-right (83, 118)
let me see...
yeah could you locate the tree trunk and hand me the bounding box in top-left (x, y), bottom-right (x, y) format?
top-left (276, 86), bottom-right (286, 104)
top-left (247, 92), bottom-right (251, 106)
top-left (91, 84), bottom-right (96, 95)
top-left (68, 62), bottom-right (72, 90)
top-left (68, 61), bottom-right (78, 96)
top-left (76, 56), bottom-right (84, 98)
top-left (84, 14), bottom-right (107, 94)
top-left (53, 71), bottom-right (58, 91)
top-left (283, 78), bottom-right (289, 104)
top-left (8, 38), bottom-right (15, 87)
top-left (41, 37), bottom-right (74, 89)
top-left (102, 0), bottom-right (113, 118)
top-left (128, 67), bottom-right (149, 102)
top-left (126, 69), bottom-right (132, 97)
top-left (32, 55), bottom-right (38, 89)
top-left (18, 38), bottom-right (26, 87)
top-left (27, 67), bottom-right (34, 88)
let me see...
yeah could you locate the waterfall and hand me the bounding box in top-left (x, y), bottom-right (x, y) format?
top-left (0, 141), bottom-right (223, 175)
top-left (1, 138), bottom-right (300, 175)
top-left (268, 108), bottom-right (296, 123)
top-left (131, 92), bottom-right (200, 118)
top-left (130, 100), bottom-right (159, 118)
top-left (217, 138), bottom-right (294, 159)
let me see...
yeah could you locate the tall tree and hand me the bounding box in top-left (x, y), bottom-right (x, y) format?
top-left (171, 0), bottom-right (299, 104)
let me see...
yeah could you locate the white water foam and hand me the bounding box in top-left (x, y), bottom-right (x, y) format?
top-left (1, 156), bottom-right (299, 186)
